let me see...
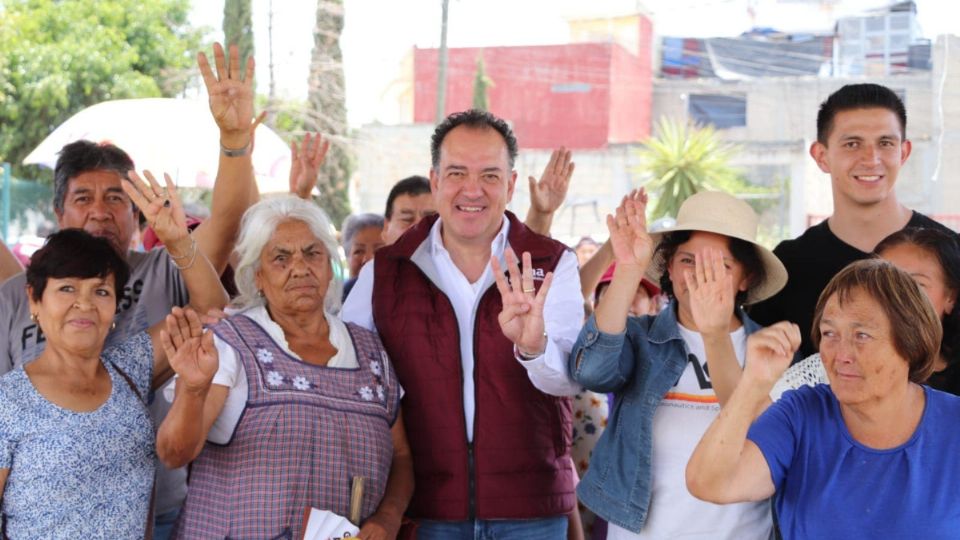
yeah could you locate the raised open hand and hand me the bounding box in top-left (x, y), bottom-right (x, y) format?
top-left (160, 307), bottom-right (218, 393)
top-left (685, 248), bottom-right (735, 336)
top-left (529, 147), bottom-right (574, 215)
top-left (743, 322), bottom-right (801, 388)
top-left (198, 42), bottom-right (255, 145)
top-left (491, 248), bottom-right (554, 357)
top-left (606, 188), bottom-right (654, 270)
top-left (289, 133), bottom-right (330, 199)
top-left (123, 170), bottom-right (189, 250)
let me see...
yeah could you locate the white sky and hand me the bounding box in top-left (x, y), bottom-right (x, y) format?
top-left (190, 0), bottom-right (960, 127)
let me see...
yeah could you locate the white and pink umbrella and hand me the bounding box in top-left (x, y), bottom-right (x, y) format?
top-left (23, 98), bottom-right (292, 193)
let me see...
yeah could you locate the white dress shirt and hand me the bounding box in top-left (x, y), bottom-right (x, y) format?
top-left (341, 215), bottom-right (584, 441)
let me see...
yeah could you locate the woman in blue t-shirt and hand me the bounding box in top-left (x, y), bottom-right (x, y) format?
top-left (688, 259), bottom-right (960, 539)
top-left (773, 227), bottom-right (960, 399)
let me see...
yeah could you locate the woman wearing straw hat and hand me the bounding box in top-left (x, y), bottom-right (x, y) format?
top-left (567, 190), bottom-right (787, 539)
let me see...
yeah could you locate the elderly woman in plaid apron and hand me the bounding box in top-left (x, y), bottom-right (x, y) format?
top-left (157, 196), bottom-right (413, 540)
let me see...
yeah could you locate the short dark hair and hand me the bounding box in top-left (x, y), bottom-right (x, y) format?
top-left (875, 227), bottom-right (960, 365)
top-left (811, 259), bottom-right (941, 384)
top-left (816, 83), bottom-right (907, 144)
top-left (430, 109), bottom-right (518, 170)
top-left (54, 140), bottom-right (135, 215)
top-left (655, 230), bottom-right (767, 307)
top-left (27, 229), bottom-right (131, 308)
top-left (384, 175), bottom-right (431, 219)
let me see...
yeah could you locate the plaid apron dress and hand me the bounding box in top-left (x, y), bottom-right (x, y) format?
top-left (173, 315), bottom-right (400, 540)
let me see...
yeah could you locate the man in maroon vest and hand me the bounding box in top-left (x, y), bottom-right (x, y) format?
top-left (342, 109), bottom-right (583, 538)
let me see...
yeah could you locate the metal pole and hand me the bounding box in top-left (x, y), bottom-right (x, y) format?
top-left (268, 0), bottom-right (276, 100)
top-left (435, 0), bottom-right (450, 124)
top-left (1, 163), bottom-right (10, 243)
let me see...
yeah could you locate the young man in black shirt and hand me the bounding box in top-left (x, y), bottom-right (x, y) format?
top-left (750, 83), bottom-right (955, 357)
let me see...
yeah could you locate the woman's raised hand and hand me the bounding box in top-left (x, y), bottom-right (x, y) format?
top-left (161, 307), bottom-right (218, 393)
top-left (289, 132), bottom-right (330, 199)
top-left (528, 147), bottom-right (574, 216)
top-left (123, 170), bottom-right (189, 251)
top-left (685, 248), bottom-right (735, 336)
top-left (198, 42), bottom-right (255, 144)
top-left (743, 322), bottom-right (801, 388)
top-left (606, 188), bottom-right (654, 271)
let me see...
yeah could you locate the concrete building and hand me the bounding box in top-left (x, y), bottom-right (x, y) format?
top-left (412, 16), bottom-right (654, 149)
top-left (350, 13), bottom-right (656, 244)
top-left (652, 34), bottom-right (960, 238)
top-left (346, 4), bottom-right (960, 245)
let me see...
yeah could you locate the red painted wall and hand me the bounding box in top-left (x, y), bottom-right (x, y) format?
top-left (414, 21), bottom-right (652, 149)
top-left (609, 16), bottom-right (653, 143)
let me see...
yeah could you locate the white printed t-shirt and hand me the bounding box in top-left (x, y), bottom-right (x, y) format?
top-left (607, 324), bottom-right (771, 540)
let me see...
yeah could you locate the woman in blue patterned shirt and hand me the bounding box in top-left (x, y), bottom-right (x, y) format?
top-left (0, 173), bottom-right (226, 539)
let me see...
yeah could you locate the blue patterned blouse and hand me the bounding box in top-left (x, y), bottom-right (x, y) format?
top-left (0, 332), bottom-right (155, 539)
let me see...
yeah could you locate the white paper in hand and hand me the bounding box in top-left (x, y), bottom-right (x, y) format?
top-left (302, 508), bottom-right (361, 540)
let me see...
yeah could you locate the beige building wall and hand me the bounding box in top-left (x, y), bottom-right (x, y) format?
top-left (928, 35), bottom-right (960, 226)
top-left (348, 123), bottom-right (639, 244)
top-left (347, 36), bottom-right (960, 243)
top-left (568, 14), bottom-right (644, 55)
top-left (650, 41), bottom-right (958, 238)
top-left (348, 123), bottom-right (435, 217)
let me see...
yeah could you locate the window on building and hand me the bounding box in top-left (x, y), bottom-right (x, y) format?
top-left (551, 82), bottom-right (592, 94)
top-left (688, 93), bottom-right (747, 128)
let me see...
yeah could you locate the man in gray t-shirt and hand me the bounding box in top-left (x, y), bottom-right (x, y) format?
top-left (0, 42), bottom-right (258, 536)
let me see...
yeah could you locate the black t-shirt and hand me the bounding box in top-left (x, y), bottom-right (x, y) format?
top-left (749, 211), bottom-right (955, 358)
top-left (928, 362), bottom-right (960, 397)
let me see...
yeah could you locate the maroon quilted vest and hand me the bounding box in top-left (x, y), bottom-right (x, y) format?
top-left (372, 211), bottom-right (576, 521)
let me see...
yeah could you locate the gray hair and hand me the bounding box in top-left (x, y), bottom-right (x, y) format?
top-left (341, 213), bottom-right (384, 253)
top-left (234, 195), bottom-right (344, 313)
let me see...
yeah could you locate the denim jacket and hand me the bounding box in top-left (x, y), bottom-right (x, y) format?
top-left (567, 300), bottom-right (762, 533)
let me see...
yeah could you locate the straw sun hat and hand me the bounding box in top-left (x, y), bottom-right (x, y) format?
top-left (646, 190), bottom-right (788, 305)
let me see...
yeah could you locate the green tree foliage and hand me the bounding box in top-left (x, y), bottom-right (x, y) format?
top-left (223, 0), bottom-right (254, 72)
top-left (636, 118), bottom-right (763, 220)
top-left (256, 96), bottom-right (307, 137)
top-left (0, 0), bottom-right (201, 177)
top-left (471, 55), bottom-right (493, 111)
top-left (307, 0), bottom-right (351, 225)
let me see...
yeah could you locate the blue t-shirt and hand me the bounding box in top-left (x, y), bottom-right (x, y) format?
top-left (748, 384), bottom-right (960, 540)
top-left (0, 332), bottom-right (155, 539)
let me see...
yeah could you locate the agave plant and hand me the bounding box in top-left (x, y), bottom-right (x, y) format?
top-left (636, 118), bottom-right (744, 220)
